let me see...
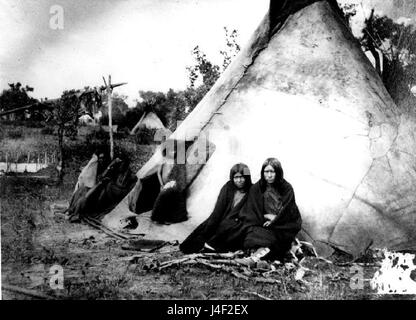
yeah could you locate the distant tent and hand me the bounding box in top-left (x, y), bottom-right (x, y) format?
top-left (130, 112), bottom-right (167, 135)
top-left (79, 114), bottom-right (95, 125)
top-left (101, 0), bottom-right (416, 258)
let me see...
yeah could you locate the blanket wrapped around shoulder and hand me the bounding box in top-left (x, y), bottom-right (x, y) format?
top-left (239, 180), bottom-right (302, 258)
top-left (180, 181), bottom-right (249, 253)
top-left (68, 158), bottom-right (137, 221)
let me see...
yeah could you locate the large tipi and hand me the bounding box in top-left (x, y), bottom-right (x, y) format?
top-left (103, 0), bottom-right (416, 257)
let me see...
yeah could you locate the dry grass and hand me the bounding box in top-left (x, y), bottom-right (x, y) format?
top-left (0, 175), bottom-right (389, 300)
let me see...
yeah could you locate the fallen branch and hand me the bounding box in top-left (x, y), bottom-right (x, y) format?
top-left (262, 269), bottom-right (283, 278)
top-left (154, 254), bottom-right (285, 285)
top-left (203, 259), bottom-right (242, 266)
top-left (119, 253), bottom-right (155, 261)
top-left (82, 217), bottom-right (130, 240)
top-left (317, 257), bottom-right (333, 264)
top-left (231, 271), bottom-right (249, 281)
top-left (198, 251), bottom-right (245, 259)
top-left (253, 277), bottom-right (280, 284)
top-left (299, 241), bottom-right (319, 257)
top-left (2, 284), bottom-right (55, 300)
top-left (180, 259), bottom-right (250, 281)
top-left (158, 256), bottom-right (195, 269)
top-left (243, 290), bottom-right (273, 300)
top-left (88, 216), bottom-right (136, 237)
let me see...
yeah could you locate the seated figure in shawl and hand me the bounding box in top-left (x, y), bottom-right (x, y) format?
top-left (180, 163), bottom-right (252, 254)
top-left (238, 158), bottom-right (302, 263)
top-left (68, 154), bottom-right (137, 221)
top-left (67, 148), bottom-right (109, 222)
top-left (150, 141), bottom-right (189, 224)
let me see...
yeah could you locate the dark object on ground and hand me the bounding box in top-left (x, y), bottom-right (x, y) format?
top-left (121, 239), bottom-right (168, 252)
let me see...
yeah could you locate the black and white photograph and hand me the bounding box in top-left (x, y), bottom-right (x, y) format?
top-left (1, 0), bottom-right (416, 304)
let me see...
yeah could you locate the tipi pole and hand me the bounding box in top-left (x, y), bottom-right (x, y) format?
top-left (102, 76), bottom-right (127, 161)
top-left (107, 75), bottom-right (114, 160)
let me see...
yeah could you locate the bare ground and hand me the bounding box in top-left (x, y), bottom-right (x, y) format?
top-left (1, 174), bottom-right (389, 300)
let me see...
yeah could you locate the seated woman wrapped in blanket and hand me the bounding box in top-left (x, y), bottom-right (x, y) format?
top-left (238, 157), bottom-right (302, 263)
top-left (180, 163), bottom-right (252, 253)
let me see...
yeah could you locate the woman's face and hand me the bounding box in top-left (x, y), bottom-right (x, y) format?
top-left (264, 165), bottom-right (276, 184)
top-left (233, 172), bottom-right (246, 190)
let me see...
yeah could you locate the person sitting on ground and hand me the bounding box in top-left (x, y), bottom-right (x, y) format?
top-left (150, 141), bottom-right (189, 224)
top-left (86, 155), bottom-right (138, 219)
top-left (68, 154), bottom-right (137, 221)
top-left (67, 148), bottom-right (109, 222)
top-left (237, 157), bottom-right (302, 264)
top-left (180, 163), bottom-right (253, 254)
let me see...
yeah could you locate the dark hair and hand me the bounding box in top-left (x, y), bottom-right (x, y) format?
top-left (229, 163), bottom-right (252, 192)
top-left (260, 157), bottom-right (284, 192)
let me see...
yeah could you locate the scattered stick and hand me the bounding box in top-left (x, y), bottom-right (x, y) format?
top-left (243, 290), bottom-right (273, 300)
top-left (82, 217), bottom-right (125, 240)
top-left (203, 259), bottom-right (242, 266)
top-left (299, 241), bottom-right (319, 257)
top-left (2, 284), bottom-right (55, 300)
top-left (119, 253), bottom-right (155, 261)
top-left (199, 251), bottom-right (245, 259)
top-left (231, 271), bottom-right (249, 281)
top-left (82, 216), bottom-right (139, 240)
top-left (85, 216), bottom-right (135, 239)
top-left (253, 277), bottom-right (280, 284)
top-left (194, 260), bottom-right (250, 282)
top-left (317, 257), bottom-right (333, 264)
top-left (158, 257), bottom-right (195, 270)
top-left (262, 269), bottom-right (282, 278)
top-left (177, 259), bottom-right (250, 282)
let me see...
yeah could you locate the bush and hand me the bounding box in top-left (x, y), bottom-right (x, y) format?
top-left (41, 127), bottom-right (55, 135)
top-left (133, 127), bottom-right (158, 145)
top-left (7, 128), bottom-right (23, 139)
top-left (85, 128), bottom-right (108, 141)
top-left (25, 120), bottom-right (45, 128)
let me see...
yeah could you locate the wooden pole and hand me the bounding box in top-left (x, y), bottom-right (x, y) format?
top-left (102, 76), bottom-right (127, 161)
top-left (2, 284), bottom-right (55, 300)
top-left (107, 75), bottom-right (114, 160)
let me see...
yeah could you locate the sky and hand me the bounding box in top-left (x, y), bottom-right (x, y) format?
top-left (1, 0), bottom-right (415, 107)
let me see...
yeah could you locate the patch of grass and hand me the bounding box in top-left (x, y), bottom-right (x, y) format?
top-left (1, 181), bottom-right (40, 264)
top-left (40, 127), bottom-right (54, 135)
top-left (7, 128), bottom-right (24, 139)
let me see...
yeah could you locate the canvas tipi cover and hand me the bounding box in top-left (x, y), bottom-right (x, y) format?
top-left (104, 0), bottom-right (416, 257)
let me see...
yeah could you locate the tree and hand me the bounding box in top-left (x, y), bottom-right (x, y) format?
top-left (45, 88), bottom-right (102, 183)
top-left (122, 27), bottom-right (242, 134)
top-left (220, 27), bottom-right (241, 71)
top-left (47, 90), bottom-right (80, 182)
top-left (184, 27), bottom-right (241, 115)
top-left (340, 3), bottom-right (357, 30)
top-left (0, 82), bottom-right (37, 120)
top-left (100, 93), bottom-right (129, 127)
top-left (360, 11), bottom-right (416, 110)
